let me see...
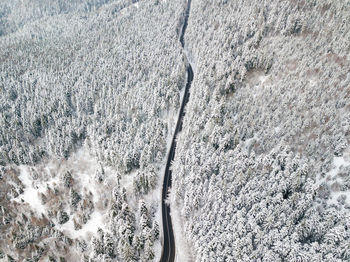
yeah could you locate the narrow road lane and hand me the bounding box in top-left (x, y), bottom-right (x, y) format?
top-left (160, 1), bottom-right (192, 261)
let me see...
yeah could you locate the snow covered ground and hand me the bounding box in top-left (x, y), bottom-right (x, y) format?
top-left (13, 149), bottom-right (110, 240)
top-left (170, 195), bottom-right (193, 262)
top-left (13, 166), bottom-right (48, 216)
top-left (317, 147), bottom-right (350, 209)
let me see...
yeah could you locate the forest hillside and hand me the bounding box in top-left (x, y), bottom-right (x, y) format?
top-left (171, 0), bottom-right (350, 261)
top-left (0, 0), bottom-right (187, 260)
top-left (0, 0), bottom-right (350, 261)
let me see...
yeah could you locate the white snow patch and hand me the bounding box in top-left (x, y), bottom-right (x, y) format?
top-left (317, 155), bottom-right (350, 186)
top-left (246, 69), bottom-right (268, 86)
top-left (258, 74), bottom-right (269, 84)
top-left (56, 219), bottom-right (76, 237)
top-left (83, 209), bottom-right (106, 235)
top-left (57, 209), bottom-right (107, 239)
top-left (14, 166), bottom-right (49, 216)
top-left (245, 70), bottom-right (270, 99)
top-left (317, 148), bottom-right (350, 208)
top-left (309, 79), bottom-right (317, 86)
top-left (170, 195), bottom-right (192, 262)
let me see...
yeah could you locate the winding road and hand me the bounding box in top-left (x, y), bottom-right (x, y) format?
top-left (160, 0), bottom-right (193, 262)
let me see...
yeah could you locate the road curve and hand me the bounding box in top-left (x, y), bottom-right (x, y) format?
top-left (160, 1), bottom-right (192, 262)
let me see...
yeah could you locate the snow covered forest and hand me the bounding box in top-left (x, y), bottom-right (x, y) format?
top-left (171, 0), bottom-right (350, 261)
top-left (0, 0), bottom-right (188, 260)
top-left (1, 0), bottom-right (350, 261)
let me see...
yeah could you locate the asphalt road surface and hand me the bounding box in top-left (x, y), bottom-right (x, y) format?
top-left (160, 1), bottom-right (192, 261)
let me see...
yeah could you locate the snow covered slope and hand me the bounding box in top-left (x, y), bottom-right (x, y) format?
top-left (1, 0), bottom-right (350, 261)
top-left (0, 0), bottom-right (188, 260)
top-left (171, 0), bottom-right (350, 261)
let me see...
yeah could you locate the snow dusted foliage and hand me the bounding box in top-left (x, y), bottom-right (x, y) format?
top-left (0, 0), bottom-right (186, 169)
top-left (171, 0), bottom-right (350, 261)
top-left (0, 0), bottom-right (188, 260)
top-left (2, 0), bottom-right (350, 260)
top-left (0, 0), bottom-right (117, 36)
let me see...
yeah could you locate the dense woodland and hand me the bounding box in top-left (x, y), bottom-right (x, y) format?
top-left (0, 0), bottom-right (186, 169)
top-left (172, 0), bottom-right (350, 261)
top-left (1, 0), bottom-right (350, 261)
top-left (0, 0), bottom-right (187, 260)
